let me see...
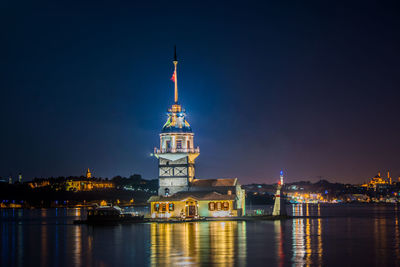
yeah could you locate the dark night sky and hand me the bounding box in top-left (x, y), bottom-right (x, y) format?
top-left (1, 1), bottom-right (400, 184)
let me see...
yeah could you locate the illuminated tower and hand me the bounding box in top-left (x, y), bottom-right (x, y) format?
top-left (86, 168), bottom-right (92, 179)
top-left (272, 170), bottom-right (287, 216)
top-left (154, 48), bottom-right (200, 196)
top-left (18, 173), bottom-right (22, 183)
top-left (8, 175), bottom-right (12, 184)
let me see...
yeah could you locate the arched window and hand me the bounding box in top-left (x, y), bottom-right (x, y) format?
top-left (223, 202), bottom-right (229, 210)
top-left (216, 202), bottom-right (222, 211)
top-left (209, 202), bottom-right (215, 211)
top-left (161, 203), bottom-right (167, 212)
top-left (154, 203), bottom-right (160, 212)
top-left (169, 203), bottom-right (174, 211)
top-left (165, 188), bottom-right (170, 196)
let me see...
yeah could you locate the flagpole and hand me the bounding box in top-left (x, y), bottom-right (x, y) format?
top-left (173, 46), bottom-right (178, 103)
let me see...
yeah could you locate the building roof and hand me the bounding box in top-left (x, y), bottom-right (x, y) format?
top-left (190, 178), bottom-right (237, 187)
top-left (148, 191), bottom-right (236, 202)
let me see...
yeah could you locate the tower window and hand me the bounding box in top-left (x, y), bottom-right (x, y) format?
top-left (187, 140), bottom-right (190, 149)
top-left (176, 140), bottom-right (182, 149)
top-left (166, 141), bottom-right (171, 149)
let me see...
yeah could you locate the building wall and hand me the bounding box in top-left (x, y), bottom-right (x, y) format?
top-left (235, 185), bottom-right (246, 216)
top-left (150, 199), bottom-right (236, 218)
top-left (198, 200), bottom-right (236, 217)
top-left (158, 157), bottom-right (191, 195)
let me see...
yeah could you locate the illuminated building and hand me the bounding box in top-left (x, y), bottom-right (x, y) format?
top-left (361, 171), bottom-right (390, 189)
top-left (28, 180), bottom-right (50, 188)
top-left (149, 48), bottom-right (245, 218)
top-left (65, 169), bottom-right (114, 191)
top-left (18, 173), bottom-right (22, 183)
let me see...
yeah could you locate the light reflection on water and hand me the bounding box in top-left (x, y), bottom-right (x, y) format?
top-left (150, 221), bottom-right (247, 266)
top-left (0, 204), bottom-right (400, 266)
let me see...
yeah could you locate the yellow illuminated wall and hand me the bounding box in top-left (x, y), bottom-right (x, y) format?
top-left (150, 199), bottom-right (236, 218)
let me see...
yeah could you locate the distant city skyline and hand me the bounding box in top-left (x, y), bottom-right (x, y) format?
top-left (1, 2), bottom-right (400, 184)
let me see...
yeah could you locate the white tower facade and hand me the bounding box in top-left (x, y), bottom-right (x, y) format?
top-left (154, 48), bottom-right (199, 196)
top-left (272, 170), bottom-right (287, 216)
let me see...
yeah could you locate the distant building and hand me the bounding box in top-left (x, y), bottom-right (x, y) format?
top-left (361, 171), bottom-right (390, 189)
top-left (18, 173), bottom-right (22, 183)
top-left (65, 169), bottom-right (114, 191)
top-left (28, 180), bottom-right (50, 188)
top-left (148, 50), bottom-right (245, 219)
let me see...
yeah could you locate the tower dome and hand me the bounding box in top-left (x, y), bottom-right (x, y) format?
top-left (161, 107), bottom-right (192, 133)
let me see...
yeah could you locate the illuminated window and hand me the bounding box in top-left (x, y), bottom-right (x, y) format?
top-left (165, 188), bottom-right (169, 196)
top-left (154, 203), bottom-right (160, 212)
top-left (223, 202), bottom-right (229, 210)
top-left (161, 203), bottom-right (167, 212)
top-left (176, 140), bottom-right (182, 149)
top-left (169, 203), bottom-right (174, 211)
top-left (216, 202), bottom-right (222, 211)
top-left (209, 202), bottom-right (215, 211)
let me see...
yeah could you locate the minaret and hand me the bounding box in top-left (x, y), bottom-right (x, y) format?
top-left (154, 48), bottom-right (200, 196)
top-left (86, 168), bottom-right (92, 179)
top-left (272, 170), bottom-right (287, 216)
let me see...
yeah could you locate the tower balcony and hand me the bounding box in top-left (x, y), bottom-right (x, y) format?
top-left (154, 147), bottom-right (200, 154)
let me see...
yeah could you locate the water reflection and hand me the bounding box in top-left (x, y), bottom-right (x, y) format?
top-left (41, 223), bottom-right (47, 266)
top-left (2, 206), bottom-right (400, 266)
top-left (373, 206), bottom-right (388, 266)
top-left (291, 204), bottom-right (323, 267)
top-left (317, 218), bottom-right (323, 266)
top-left (73, 225), bottom-right (82, 266)
top-left (274, 220), bottom-right (285, 267)
top-left (395, 204), bottom-right (399, 261)
top-left (150, 222), bottom-right (247, 266)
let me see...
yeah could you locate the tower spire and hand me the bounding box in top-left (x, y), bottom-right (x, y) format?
top-left (173, 46), bottom-right (178, 103)
top-left (174, 45), bottom-right (177, 61)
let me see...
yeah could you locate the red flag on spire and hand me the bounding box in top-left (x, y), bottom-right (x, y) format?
top-left (170, 72), bottom-right (176, 83)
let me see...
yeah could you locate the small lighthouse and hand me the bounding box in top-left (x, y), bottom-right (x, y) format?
top-left (272, 170), bottom-right (287, 216)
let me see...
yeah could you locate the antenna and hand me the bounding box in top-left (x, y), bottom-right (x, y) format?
top-left (174, 45), bottom-right (177, 61)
